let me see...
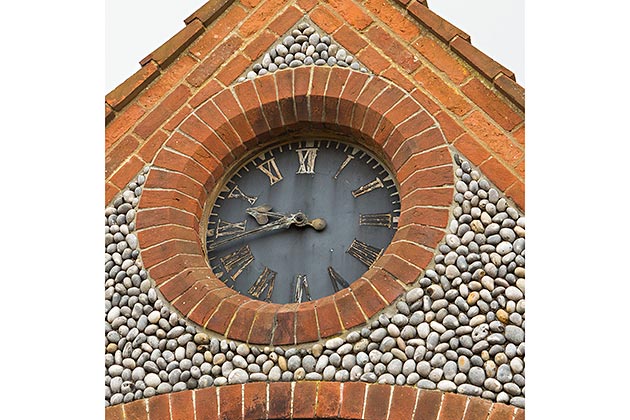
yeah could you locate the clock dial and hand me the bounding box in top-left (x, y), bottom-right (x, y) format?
top-left (205, 139), bottom-right (400, 304)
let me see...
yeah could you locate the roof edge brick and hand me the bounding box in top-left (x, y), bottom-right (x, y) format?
top-left (184, 0), bottom-right (235, 26)
top-left (139, 19), bottom-right (205, 68)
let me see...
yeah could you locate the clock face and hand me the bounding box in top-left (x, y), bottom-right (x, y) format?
top-left (205, 139), bottom-right (400, 304)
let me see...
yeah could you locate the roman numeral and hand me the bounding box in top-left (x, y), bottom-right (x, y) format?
top-left (352, 177), bottom-right (384, 198)
top-left (328, 266), bottom-right (349, 293)
top-left (248, 266), bottom-right (277, 302)
top-left (296, 148), bottom-right (318, 174)
top-left (220, 245), bottom-right (254, 281)
top-left (359, 213), bottom-right (395, 228)
top-left (215, 218), bottom-right (247, 238)
top-left (257, 157), bottom-right (283, 185)
top-left (227, 185), bottom-right (258, 205)
top-left (333, 154), bottom-right (354, 179)
top-left (347, 239), bottom-right (383, 267)
top-left (294, 274), bottom-right (311, 303)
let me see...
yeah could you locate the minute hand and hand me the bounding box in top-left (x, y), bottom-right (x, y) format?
top-left (207, 214), bottom-right (296, 252)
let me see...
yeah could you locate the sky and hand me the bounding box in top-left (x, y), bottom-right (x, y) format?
top-left (105, 0), bottom-right (524, 93)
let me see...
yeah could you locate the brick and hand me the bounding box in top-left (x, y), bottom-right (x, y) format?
top-left (109, 155), bottom-right (146, 190)
top-left (333, 24), bottom-right (368, 53)
top-left (413, 67), bottom-right (471, 117)
top-left (141, 239), bottom-right (201, 270)
top-left (407, 2), bottom-right (469, 43)
top-left (367, 25), bottom-right (421, 73)
top-left (297, 0), bottom-right (318, 11)
top-left (215, 54), bottom-right (251, 86)
top-left (388, 386), bottom-right (418, 420)
top-left (351, 77), bottom-right (390, 130)
top-left (152, 148), bottom-right (212, 191)
top-left (163, 104), bottom-right (193, 132)
top-left (136, 207), bottom-right (197, 231)
top-left (173, 282), bottom-right (212, 316)
top-left (351, 278), bottom-right (387, 319)
top-left (190, 80), bottom-right (222, 109)
top-left (438, 393), bottom-right (467, 420)
top-left (105, 404), bottom-right (124, 420)
top-left (414, 390), bottom-right (442, 420)
top-left (149, 254), bottom-right (208, 287)
top-left (275, 69), bottom-right (297, 126)
top-left (106, 103), bottom-right (115, 124)
top-left (268, 5), bottom-right (303, 36)
top-left (314, 296), bottom-right (343, 339)
top-left (399, 163), bottom-right (454, 192)
top-left (335, 290), bottom-right (366, 329)
top-left (381, 67), bottom-right (416, 92)
top-left (134, 85), bottom-right (191, 139)
top-left (433, 111), bottom-right (465, 143)
top-left (243, 382), bottom-right (267, 419)
top-left (159, 270), bottom-right (207, 303)
top-left (450, 36), bottom-right (515, 81)
top-left (191, 286), bottom-right (237, 328)
top-left (400, 186), bottom-right (454, 208)
top-left (225, 299), bottom-right (264, 342)
top-left (515, 159), bottom-right (525, 178)
top-left (397, 146), bottom-right (452, 179)
top-left (394, 224), bottom-right (445, 250)
top-left (143, 168), bottom-right (204, 203)
top-left (185, 0), bottom-right (233, 25)
top-left (187, 34), bottom-right (243, 87)
top-left (137, 129), bottom-right (168, 163)
top-left (506, 180), bottom-right (525, 212)
top-left (340, 382), bottom-right (367, 419)
top-left (362, 85), bottom-right (405, 136)
top-left (398, 206), bottom-right (450, 229)
top-left (512, 124), bottom-right (525, 146)
top-left (239, 0), bottom-right (288, 38)
top-left (462, 397), bottom-right (492, 420)
top-left (240, 0), bottom-right (259, 7)
top-left (323, 68), bottom-right (351, 124)
top-left (106, 61), bottom-right (160, 111)
top-left (357, 46), bottom-right (391, 74)
top-left (494, 73), bottom-right (525, 111)
top-left (190, 4), bottom-right (247, 59)
top-left (479, 157), bottom-right (518, 191)
top-left (309, 66), bottom-right (332, 121)
top-left (137, 56), bottom-right (198, 111)
top-left (385, 241), bottom-right (434, 271)
top-left (106, 135), bottom-right (139, 178)
top-left (513, 408), bottom-right (525, 420)
top-left (148, 394), bottom-right (171, 420)
top-left (205, 295), bottom-right (248, 334)
top-left (364, 268), bottom-right (404, 303)
top-left (295, 301), bottom-right (319, 343)
top-left (248, 304), bottom-right (278, 344)
top-left (364, 0), bottom-right (421, 41)
top-left (141, 19), bottom-right (204, 67)
top-left (316, 382), bottom-right (342, 418)
top-left (105, 104), bottom-right (145, 150)
top-left (487, 403), bottom-right (514, 420)
top-left (253, 75), bottom-right (283, 130)
top-left (212, 89), bottom-right (256, 147)
top-left (170, 391), bottom-right (195, 420)
top-left (233, 81), bottom-right (271, 137)
top-left (453, 134), bottom-right (491, 166)
top-left (326, 0), bottom-right (372, 29)
top-left (294, 66), bottom-right (312, 122)
top-left (218, 384), bottom-right (243, 420)
top-left (463, 111), bottom-right (523, 165)
top-left (413, 36), bottom-right (470, 84)
top-left (374, 253), bottom-right (422, 285)
top-left (364, 384), bottom-right (392, 420)
top-left (272, 303), bottom-right (298, 345)
top-left (410, 88), bottom-right (440, 115)
top-left (462, 78), bottom-right (523, 131)
top-left (243, 30), bottom-right (276, 60)
top-left (268, 382), bottom-right (292, 419)
top-left (293, 381), bottom-right (318, 418)
top-left (310, 5), bottom-right (344, 33)
top-left (390, 128), bottom-right (446, 171)
top-left (195, 387), bottom-right (219, 420)
top-left (196, 101), bottom-right (244, 154)
top-left (123, 399), bottom-right (148, 420)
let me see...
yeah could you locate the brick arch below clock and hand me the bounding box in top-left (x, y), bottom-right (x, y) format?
top-left (135, 65), bottom-right (455, 345)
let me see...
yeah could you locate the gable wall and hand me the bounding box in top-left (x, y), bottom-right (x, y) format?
top-left (105, 0), bottom-right (524, 210)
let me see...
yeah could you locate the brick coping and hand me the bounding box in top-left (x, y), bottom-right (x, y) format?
top-left (105, 383), bottom-right (524, 420)
top-left (134, 66), bottom-right (454, 345)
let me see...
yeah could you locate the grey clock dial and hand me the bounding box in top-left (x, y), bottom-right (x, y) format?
top-left (205, 139), bottom-right (400, 304)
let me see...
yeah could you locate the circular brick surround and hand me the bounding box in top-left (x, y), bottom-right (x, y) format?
top-left (135, 66), bottom-right (454, 345)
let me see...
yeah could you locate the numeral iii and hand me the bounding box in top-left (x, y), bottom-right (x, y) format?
top-left (347, 239), bottom-right (383, 267)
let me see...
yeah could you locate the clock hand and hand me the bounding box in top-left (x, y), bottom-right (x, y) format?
top-left (207, 214), bottom-right (295, 251)
top-left (247, 205), bottom-right (327, 231)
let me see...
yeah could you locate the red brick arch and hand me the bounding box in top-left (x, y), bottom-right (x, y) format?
top-left (135, 66), bottom-right (454, 344)
top-left (105, 383), bottom-right (524, 420)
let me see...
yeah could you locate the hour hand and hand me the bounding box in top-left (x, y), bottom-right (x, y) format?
top-left (246, 204), bottom-right (283, 225)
